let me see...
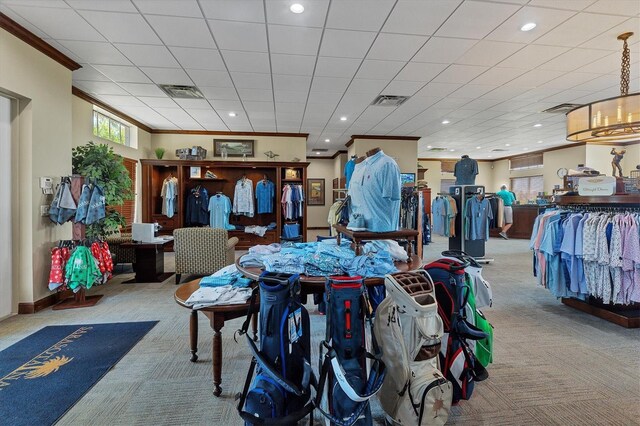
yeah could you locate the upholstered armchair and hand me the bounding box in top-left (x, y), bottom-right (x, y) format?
top-left (173, 228), bottom-right (239, 284)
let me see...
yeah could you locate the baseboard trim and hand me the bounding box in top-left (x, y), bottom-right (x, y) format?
top-left (18, 290), bottom-right (73, 314)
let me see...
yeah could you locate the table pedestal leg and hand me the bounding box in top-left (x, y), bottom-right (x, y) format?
top-left (190, 310), bottom-right (198, 362)
top-left (212, 315), bottom-right (224, 397)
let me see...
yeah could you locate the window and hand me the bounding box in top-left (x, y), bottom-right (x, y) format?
top-left (93, 109), bottom-right (130, 146)
top-left (110, 157), bottom-right (136, 231)
top-left (440, 179), bottom-right (455, 194)
top-left (510, 175), bottom-right (543, 203)
top-left (509, 153), bottom-right (543, 170)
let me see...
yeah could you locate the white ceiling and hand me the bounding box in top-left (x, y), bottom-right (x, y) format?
top-left (1, 0), bottom-right (639, 158)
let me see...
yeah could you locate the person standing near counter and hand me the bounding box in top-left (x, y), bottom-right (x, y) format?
top-left (496, 184), bottom-right (515, 239)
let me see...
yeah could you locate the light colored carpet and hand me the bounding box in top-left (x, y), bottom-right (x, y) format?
top-left (1, 236), bottom-right (639, 425)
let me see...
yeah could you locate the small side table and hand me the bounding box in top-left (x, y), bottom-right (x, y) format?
top-left (333, 224), bottom-right (419, 256)
top-left (121, 239), bottom-right (174, 283)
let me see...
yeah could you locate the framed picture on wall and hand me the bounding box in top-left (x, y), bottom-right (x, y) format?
top-left (307, 178), bottom-right (325, 206)
top-left (190, 166), bottom-right (201, 178)
top-left (213, 139), bottom-right (254, 157)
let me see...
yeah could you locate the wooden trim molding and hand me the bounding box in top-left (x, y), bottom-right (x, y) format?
top-left (151, 129), bottom-right (309, 139)
top-left (418, 157), bottom-right (493, 162)
top-left (0, 13), bottom-right (81, 71)
top-left (332, 150), bottom-right (347, 159)
top-left (312, 156), bottom-right (335, 160)
top-left (72, 87), bottom-right (153, 133)
top-left (345, 139), bottom-right (354, 148)
top-left (585, 140), bottom-right (639, 147)
top-left (18, 290), bottom-right (73, 314)
top-left (350, 135), bottom-right (421, 141)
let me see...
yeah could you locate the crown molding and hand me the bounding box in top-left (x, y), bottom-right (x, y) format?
top-left (346, 134), bottom-right (421, 147)
top-left (72, 87), bottom-right (152, 133)
top-left (151, 129), bottom-right (309, 138)
top-left (0, 13), bottom-right (81, 71)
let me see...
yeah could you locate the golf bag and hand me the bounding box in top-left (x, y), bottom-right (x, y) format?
top-left (424, 259), bottom-right (489, 403)
top-left (374, 271), bottom-right (453, 426)
top-left (237, 272), bottom-right (315, 425)
top-left (317, 276), bottom-right (386, 426)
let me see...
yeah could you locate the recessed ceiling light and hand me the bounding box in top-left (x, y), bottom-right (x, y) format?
top-left (340, 116), bottom-right (347, 121)
top-left (442, 120), bottom-right (450, 124)
top-left (487, 155), bottom-right (493, 158)
top-left (537, 140), bottom-right (543, 144)
top-left (228, 112), bottom-right (237, 117)
top-left (505, 143), bottom-right (511, 146)
top-left (523, 147), bottom-right (529, 150)
top-left (533, 123), bottom-right (542, 127)
top-left (476, 146), bottom-right (481, 149)
top-left (290, 3), bottom-right (304, 13)
top-left (520, 22), bottom-right (537, 32)
top-left (449, 149), bottom-right (455, 152)
top-left (324, 139), bottom-right (330, 142)
top-left (315, 151), bottom-right (320, 155)
top-left (426, 145), bottom-right (432, 149)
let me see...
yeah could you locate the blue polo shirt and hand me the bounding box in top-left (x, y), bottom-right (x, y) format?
top-left (255, 179), bottom-right (275, 214)
top-left (208, 194), bottom-right (234, 230)
top-left (344, 158), bottom-right (355, 189)
top-left (359, 151), bottom-right (401, 232)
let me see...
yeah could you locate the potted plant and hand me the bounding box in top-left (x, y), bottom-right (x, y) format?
top-left (72, 142), bottom-right (133, 238)
top-left (155, 147), bottom-right (166, 159)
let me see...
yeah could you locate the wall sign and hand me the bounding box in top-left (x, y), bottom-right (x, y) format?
top-left (578, 176), bottom-right (616, 196)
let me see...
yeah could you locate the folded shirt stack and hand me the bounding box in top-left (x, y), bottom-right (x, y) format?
top-left (185, 286), bottom-right (252, 310)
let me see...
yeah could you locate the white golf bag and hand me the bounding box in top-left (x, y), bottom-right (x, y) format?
top-left (374, 271), bottom-right (452, 426)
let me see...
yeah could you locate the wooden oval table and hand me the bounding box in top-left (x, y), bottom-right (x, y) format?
top-left (174, 279), bottom-right (257, 397)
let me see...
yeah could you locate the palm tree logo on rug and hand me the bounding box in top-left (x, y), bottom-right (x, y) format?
top-left (23, 356), bottom-right (73, 379)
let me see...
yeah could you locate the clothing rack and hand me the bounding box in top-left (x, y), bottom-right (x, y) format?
top-left (448, 185), bottom-right (492, 262)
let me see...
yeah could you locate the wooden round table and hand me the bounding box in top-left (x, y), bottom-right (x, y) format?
top-left (174, 279), bottom-right (257, 397)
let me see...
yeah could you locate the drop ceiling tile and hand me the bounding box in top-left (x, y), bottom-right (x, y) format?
top-left (571, 74), bottom-right (618, 91)
top-left (223, 51), bottom-right (270, 73)
top-left (138, 96), bottom-right (178, 108)
top-left (132, 0), bottom-right (202, 17)
top-left (347, 78), bottom-right (389, 94)
top-left (326, 0), bottom-right (395, 31)
top-left (470, 67), bottom-right (526, 86)
top-left (93, 65), bottom-right (151, 83)
top-left (433, 65), bottom-right (489, 84)
top-left (355, 60), bottom-right (404, 80)
top-left (79, 11), bottom-right (162, 44)
top-left (486, 6), bottom-right (576, 43)
top-left (449, 84), bottom-right (499, 99)
top-left (320, 29), bottom-right (377, 59)
top-left (276, 102), bottom-right (306, 114)
top-left (200, 0), bottom-right (264, 22)
top-left (274, 91), bottom-right (309, 103)
top-left (413, 37), bottom-right (478, 64)
top-left (586, 0), bottom-right (640, 15)
top-left (435, 1), bottom-right (520, 39)
top-left (270, 54), bottom-right (316, 76)
top-left (507, 69), bottom-right (565, 88)
top-left (188, 109), bottom-right (225, 124)
top-left (146, 15), bottom-right (214, 49)
top-left (187, 69), bottom-right (233, 87)
top-left (173, 99), bottom-right (212, 109)
top-left (414, 82), bottom-right (463, 98)
top-left (169, 47), bottom-right (225, 71)
top-left (315, 57), bottom-right (361, 78)
top-left (238, 88), bottom-right (273, 102)
top-left (578, 51), bottom-right (623, 74)
top-left (497, 45), bottom-right (569, 69)
top-left (581, 17), bottom-right (640, 51)
top-left (268, 25), bottom-right (322, 56)
top-left (383, 0), bottom-right (462, 36)
top-left (208, 20), bottom-right (268, 52)
top-left (57, 41), bottom-right (131, 65)
top-left (395, 62), bottom-right (448, 82)
top-left (210, 100), bottom-right (244, 111)
top-left (273, 75), bottom-right (311, 92)
top-left (367, 33), bottom-right (428, 62)
top-left (98, 95), bottom-right (146, 107)
top-left (307, 91), bottom-right (343, 105)
top-left (528, 0), bottom-right (599, 12)
top-left (534, 12), bottom-right (627, 47)
top-left (1, 0), bottom-right (71, 7)
top-left (115, 44), bottom-right (179, 68)
top-left (244, 101), bottom-right (274, 114)
top-left (265, 0), bottom-right (329, 27)
top-left (538, 71), bottom-right (601, 90)
top-left (200, 86), bottom-right (239, 101)
top-left (154, 107), bottom-right (198, 121)
top-left (310, 76), bottom-right (352, 93)
top-left (119, 83), bottom-right (166, 97)
top-left (73, 64), bottom-right (111, 81)
top-left (73, 81), bottom-right (129, 95)
top-left (139, 67), bottom-right (193, 85)
top-left (232, 72), bottom-right (272, 90)
top-left (9, 6), bottom-right (105, 41)
top-left (456, 40), bottom-right (525, 67)
top-left (66, 0), bottom-right (137, 12)
top-left (0, 6), bottom-right (49, 38)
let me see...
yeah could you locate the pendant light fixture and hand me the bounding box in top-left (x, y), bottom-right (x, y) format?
top-left (566, 32), bottom-right (639, 143)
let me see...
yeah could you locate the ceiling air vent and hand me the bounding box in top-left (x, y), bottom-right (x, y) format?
top-left (491, 148), bottom-right (508, 152)
top-left (158, 84), bottom-right (204, 99)
top-left (542, 103), bottom-right (582, 113)
top-left (312, 148), bottom-right (328, 152)
top-left (371, 95), bottom-right (410, 107)
top-left (426, 147), bottom-right (448, 152)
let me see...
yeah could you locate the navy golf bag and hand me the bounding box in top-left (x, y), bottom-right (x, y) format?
top-left (237, 272), bottom-right (315, 425)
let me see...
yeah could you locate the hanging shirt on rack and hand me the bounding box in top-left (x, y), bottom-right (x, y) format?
top-left (208, 194), bottom-right (234, 230)
top-left (255, 179), bottom-right (275, 214)
top-left (161, 176), bottom-right (178, 218)
top-left (465, 196), bottom-right (493, 241)
top-left (186, 186), bottom-right (209, 226)
top-left (233, 177), bottom-right (254, 217)
top-left (344, 158), bottom-right (356, 189)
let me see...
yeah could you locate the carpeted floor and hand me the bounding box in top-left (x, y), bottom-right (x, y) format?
top-left (1, 236), bottom-right (639, 425)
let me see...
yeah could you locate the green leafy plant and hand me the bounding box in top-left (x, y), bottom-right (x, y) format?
top-left (155, 147), bottom-right (166, 159)
top-left (72, 142), bottom-right (133, 238)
